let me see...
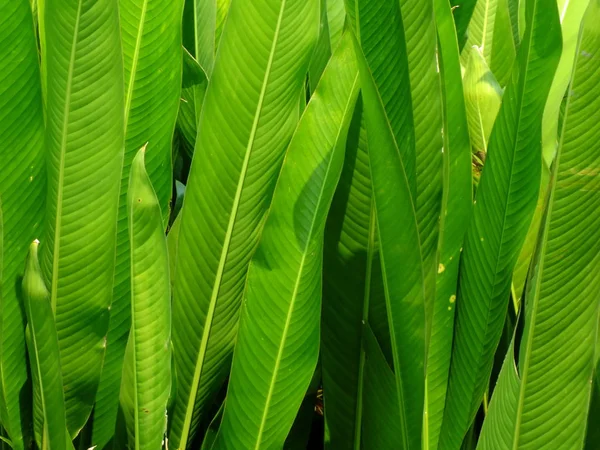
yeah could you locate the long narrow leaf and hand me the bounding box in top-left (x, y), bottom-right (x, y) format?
top-left (42, 0), bottom-right (125, 435)
top-left (213, 31), bottom-right (360, 449)
top-left (119, 149), bottom-right (171, 450)
top-left (439, 0), bottom-right (562, 446)
top-left (0, 1), bottom-right (45, 448)
top-left (92, 0), bottom-right (183, 444)
top-left (169, 0), bottom-right (318, 447)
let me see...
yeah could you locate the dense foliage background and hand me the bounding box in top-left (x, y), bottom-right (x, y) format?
top-left (0, 0), bottom-right (599, 448)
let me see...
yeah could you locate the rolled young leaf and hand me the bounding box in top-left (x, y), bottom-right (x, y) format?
top-left (22, 241), bottom-right (71, 450)
top-left (92, 0), bottom-right (183, 443)
top-left (119, 148), bottom-right (171, 450)
top-left (438, 0), bottom-right (562, 447)
top-left (212, 30), bottom-right (360, 450)
top-left (169, 0), bottom-right (319, 447)
top-left (0, 1), bottom-right (46, 447)
top-left (42, 0), bottom-right (125, 436)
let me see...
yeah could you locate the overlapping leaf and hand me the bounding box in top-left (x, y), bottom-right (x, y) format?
top-left (169, 0), bottom-right (318, 447)
top-left (0, 1), bottom-right (45, 448)
top-left (213, 31), bottom-right (359, 449)
top-left (439, 0), bottom-right (562, 447)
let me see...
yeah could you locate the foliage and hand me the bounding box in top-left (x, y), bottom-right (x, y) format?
top-left (0, 0), bottom-right (599, 449)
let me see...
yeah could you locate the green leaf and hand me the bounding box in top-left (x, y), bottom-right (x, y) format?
top-left (462, 46), bottom-right (503, 153)
top-left (541, 0), bottom-right (590, 166)
top-left (450, 0), bottom-right (478, 50)
top-left (22, 241), bottom-right (73, 450)
top-left (461, 0), bottom-right (516, 86)
top-left (308, 0), bottom-right (332, 91)
top-left (353, 0), bottom-right (427, 444)
top-left (361, 325), bottom-right (401, 448)
top-left (168, 0), bottom-right (319, 446)
top-left (212, 30), bottom-right (359, 449)
top-left (326, 0), bottom-right (345, 50)
top-left (119, 149), bottom-right (171, 450)
top-left (43, 0), bottom-right (124, 437)
top-left (427, 0), bottom-right (474, 447)
top-left (510, 4), bottom-right (600, 446)
top-left (91, 0), bottom-right (182, 445)
top-left (182, 0), bottom-right (216, 73)
top-left (438, 0), bottom-right (562, 446)
top-left (0, 1), bottom-right (45, 448)
top-left (321, 96), bottom-right (382, 448)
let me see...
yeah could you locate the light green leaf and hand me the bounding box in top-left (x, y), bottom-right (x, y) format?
top-left (119, 149), bottom-right (171, 450)
top-left (353, 0), bottom-right (426, 445)
top-left (42, 0), bottom-right (124, 437)
top-left (439, 0), bottom-right (562, 446)
top-left (92, 0), bottom-right (182, 445)
top-left (182, 0), bottom-right (216, 73)
top-left (427, 0), bottom-right (474, 447)
top-left (23, 241), bottom-right (73, 450)
top-left (169, 0), bottom-right (319, 447)
top-left (0, 1), bottom-right (45, 448)
top-left (308, 0), bottom-right (332, 91)
top-left (462, 46), bottom-right (503, 153)
top-left (512, 4), bottom-right (600, 446)
top-left (326, 0), bottom-right (345, 50)
top-left (212, 31), bottom-right (359, 449)
top-left (541, 0), bottom-right (590, 166)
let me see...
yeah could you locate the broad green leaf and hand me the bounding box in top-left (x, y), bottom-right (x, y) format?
top-left (169, 0), bottom-right (318, 446)
top-left (0, 1), bottom-right (45, 448)
top-left (92, 0), bottom-right (182, 445)
top-left (284, 366), bottom-right (320, 450)
top-left (511, 4), bottom-right (600, 446)
top-left (42, 0), bottom-right (124, 435)
top-left (215, 0), bottom-right (231, 44)
top-left (461, 0), bottom-right (516, 86)
top-left (308, 0), bottom-right (332, 91)
top-left (212, 31), bottom-right (360, 449)
top-left (450, 0), bottom-right (478, 50)
top-left (361, 326), bottom-right (401, 448)
top-left (22, 241), bottom-right (72, 450)
top-left (119, 149), bottom-right (171, 450)
top-left (462, 47), bottom-right (503, 153)
top-left (353, 0), bottom-right (426, 445)
top-left (541, 0), bottom-right (590, 166)
top-left (326, 0), bottom-right (345, 50)
top-left (321, 97), bottom-right (382, 448)
top-left (438, 0), bottom-right (562, 446)
top-left (427, 0), bottom-right (473, 447)
top-left (182, 0), bottom-right (216, 73)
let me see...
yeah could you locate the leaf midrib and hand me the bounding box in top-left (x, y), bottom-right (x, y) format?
top-left (178, 0), bottom-right (288, 445)
top-left (254, 73), bottom-right (360, 448)
top-left (51, 0), bottom-right (84, 313)
top-left (123, 0), bottom-right (148, 132)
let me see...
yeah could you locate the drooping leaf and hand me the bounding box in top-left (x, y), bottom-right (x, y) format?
top-left (119, 149), bottom-right (171, 450)
top-left (0, 1), bottom-right (45, 448)
top-left (212, 31), bottom-right (360, 449)
top-left (353, 0), bottom-right (426, 444)
top-left (326, 0), bottom-right (345, 50)
top-left (427, 0), bottom-right (474, 447)
top-left (91, 0), bottom-right (182, 444)
top-left (168, 0), bottom-right (319, 447)
top-left (41, 0), bottom-right (125, 436)
top-left (439, 0), bottom-right (562, 446)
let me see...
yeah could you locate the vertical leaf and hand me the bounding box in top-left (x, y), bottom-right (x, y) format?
top-left (169, 0), bottom-right (319, 447)
top-left (119, 149), bottom-right (171, 450)
top-left (22, 241), bottom-right (72, 450)
top-left (212, 31), bottom-right (359, 450)
top-left (92, 0), bottom-right (183, 443)
top-left (439, 0), bottom-right (562, 446)
top-left (42, 0), bottom-right (125, 435)
top-left (0, 0), bottom-right (45, 447)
